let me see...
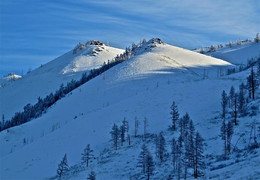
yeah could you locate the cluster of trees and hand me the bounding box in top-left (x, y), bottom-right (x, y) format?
top-left (57, 144), bottom-right (95, 179)
top-left (137, 144), bottom-right (155, 180)
top-left (220, 65), bottom-right (259, 157)
top-left (169, 104), bottom-right (205, 179)
top-left (135, 102), bottom-right (205, 179)
top-left (221, 66), bottom-right (259, 123)
top-left (109, 102), bottom-right (205, 179)
top-left (110, 118), bottom-right (130, 150)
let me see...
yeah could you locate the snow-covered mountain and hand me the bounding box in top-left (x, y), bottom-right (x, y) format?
top-left (0, 41), bottom-right (124, 119)
top-left (0, 38), bottom-right (259, 180)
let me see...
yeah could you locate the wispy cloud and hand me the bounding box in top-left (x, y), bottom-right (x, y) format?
top-left (1, 0), bottom-right (259, 76)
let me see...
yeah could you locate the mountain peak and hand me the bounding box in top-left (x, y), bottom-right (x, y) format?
top-left (147, 37), bottom-right (164, 45)
top-left (73, 40), bottom-right (107, 54)
top-left (85, 40), bottom-right (105, 46)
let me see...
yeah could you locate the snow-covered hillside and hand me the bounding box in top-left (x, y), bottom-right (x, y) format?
top-left (0, 41), bottom-right (123, 119)
top-left (0, 39), bottom-right (259, 180)
top-left (0, 73), bottom-right (22, 88)
top-left (196, 42), bottom-right (260, 65)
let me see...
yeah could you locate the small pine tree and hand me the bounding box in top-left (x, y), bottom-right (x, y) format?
top-left (221, 119), bottom-right (227, 158)
top-left (232, 93), bottom-right (238, 125)
top-left (143, 117), bottom-right (148, 139)
top-left (171, 137), bottom-right (177, 171)
top-left (138, 144), bottom-right (148, 173)
top-left (87, 171), bottom-right (96, 180)
top-left (229, 86), bottom-right (235, 108)
top-left (120, 124), bottom-right (125, 146)
top-left (221, 90), bottom-right (228, 120)
top-left (170, 101), bottom-right (179, 130)
top-left (238, 83), bottom-right (246, 116)
top-left (81, 144), bottom-right (94, 168)
top-left (226, 121), bottom-right (234, 155)
top-left (134, 117), bottom-right (139, 137)
top-left (186, 120), bottom-right (195, 168)
top-left (110, 124), bottom-right (119, 150)
top-left (255, 33), bottom-right (260, 42)
top-left (157, 131), bottom-right (166, 162)
top-left (57, 154), bottom-right (69, 178)
top-left (194, 132), bottom-right (205, 178)
top-left (145, 151), bottom-right (155, 180)
top-left (247, 68), bottom-right (256, 100)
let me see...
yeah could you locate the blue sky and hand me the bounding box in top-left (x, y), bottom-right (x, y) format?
top-left (0, 0), bottom-right (259, 76)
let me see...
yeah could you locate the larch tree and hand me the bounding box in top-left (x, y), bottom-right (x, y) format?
top-left (157, 131), bottom-right (166, 162)
top-left (221, 118), bottom-right (227, 158)
top-left (194, 132), bottom-right (205, 178)
top-left (57, 154), bottom-right (69, 178)
top-left (171, 137), bottom-right (178, 171)
top-left (226, 121), bottom-right (234, 155)
top-left (238, 83), bottom-right (246, 116)
top-left (221, 90), bottom-right (228, 120)
top-left (110, 123), bottom-right (119, 150)
top-left (229, 86), bottom-right (235, 108)
top-left (134, 117), bottom-right (139, 137)
top-left (81, 144), bottom-right (94, 168)
top-left (170, 101), bottom-right (179, 131)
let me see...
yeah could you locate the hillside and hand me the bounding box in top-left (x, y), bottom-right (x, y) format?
top-left (195, 41), bottom-right (260, 65)
top-left (0, 39), bottom-right (259, 180)
top-left (0, 41), bottom-right (123, 119)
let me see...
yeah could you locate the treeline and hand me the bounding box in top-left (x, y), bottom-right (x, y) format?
top-left (197, 33), bottom-right (260, 54)
top-left (0, 38), bottom-right (161, 132)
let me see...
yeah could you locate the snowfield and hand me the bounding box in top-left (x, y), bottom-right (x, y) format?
top-left (0, 40), bottom-right (259, 180)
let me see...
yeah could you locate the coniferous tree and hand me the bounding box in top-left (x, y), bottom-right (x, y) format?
top-left (170, 101), bottom-right (179, 130)
top-left (138, 144), bottom-right (148, 173)
top-left (81, 144), bottom-right (94, 168)
top-left (110, 124), bottom-right (119, 150)
top-left (221, 119), bottom-right (227, 158)
top-left (229, 86), bottom-right (235, 108)
top-left (145, 151), bottom-right (155, 180)
top-left (232, 93), bottom-right (238, 125)
top-left (176, 135), bottom-right (184, 180)
top-left (221, 90), bottom-right (228, 120)
top-left (137, 144), bottom-right (155, 180)
top-left (226, 121), bottom-right (234, 154)
top-left (134, 117), bottom-right (139, 137)
top-left (171, 137), bottom-right (177, 171)
top-left (87, 171), bottom-right (96, 180)
top-left (157, 131), bottom-right (166, 162)
top-left (238, 83), bottom-right (246, 116)
top-left (247, 68), bottom-right (256, 99)
top-left (186, 120), bottom-right (195, 168)
top-left (194, 132), bottom-right (205, 178)
top-left (120, 124), bottom-right (125, 146)
top-left (57, 154), bottom-right (69, 178)
top-left (143, 117), bottom-right (148, 139)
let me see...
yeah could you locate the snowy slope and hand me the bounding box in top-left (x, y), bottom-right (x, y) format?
top-left (203, 42), bottom-right (260, 65)
top-left (0, 73), bottom-right (22, 88)
top-left (0, 41), bottom-right (123, 119)
top-left (0, 40), bottom-right (244, 180)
